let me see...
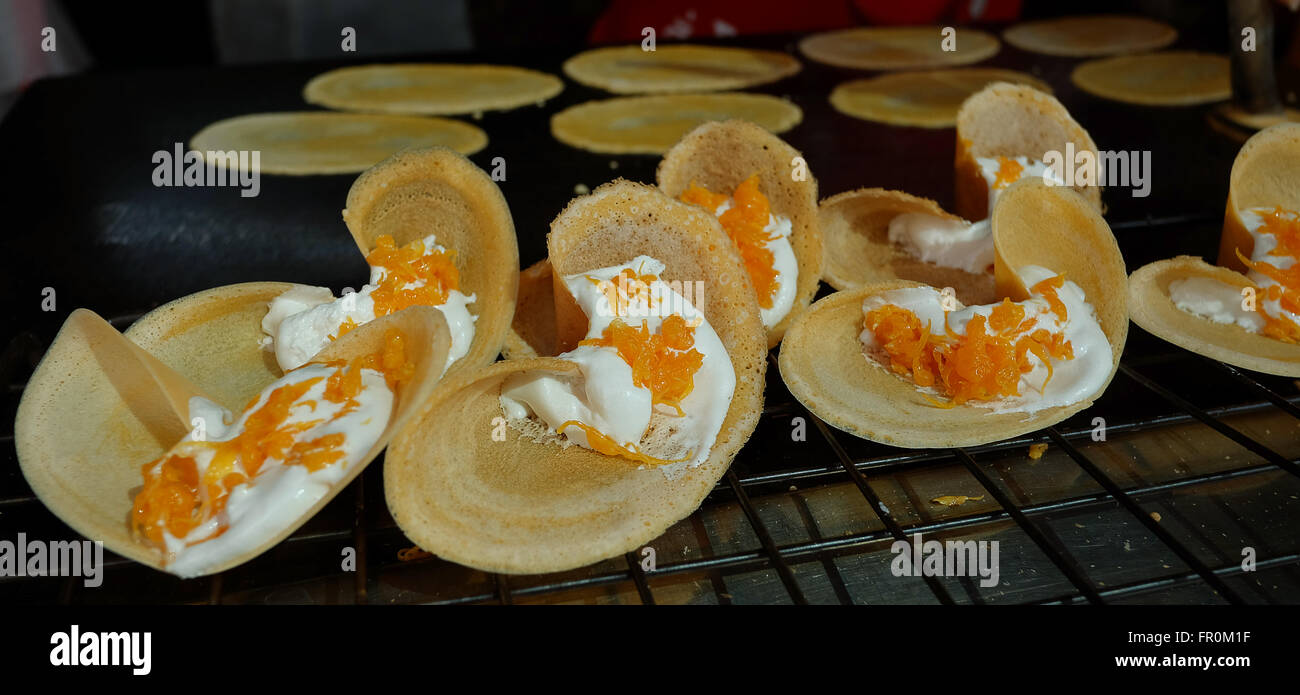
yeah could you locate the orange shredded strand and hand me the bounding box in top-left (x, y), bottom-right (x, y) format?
top-left (1235, 207), bottom-right (1300, 343)
top-left (132, 330), bottom-right (410, 552)
top-left (679, 176), bottom-right (781, 308)
top-left (557, 420), bottom-right (690, 467)
top-left (993, 157), bottom-right (1024, 190)
top-left (580, 314), bottom-right (704, 416)
top-left (863, 282), bottom-right (1075, 407)
top-left (364, 234), bottom-right (461, 317)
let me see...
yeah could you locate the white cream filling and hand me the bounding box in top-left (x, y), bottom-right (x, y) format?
top-left (1171, 207), bottom-right (1300, 333)
top-left (499, 255), bottom-right (735, 473)
top-left (858, 265), bottom-right (1111, 415)
top-left (159, 363), bottom-right (393, 578)
top-left (976, 156), bottom-right (1067, 211)
top-left (261, 234), bottom-right (476, 374)
top-left (1168, 276), bottom-right (1265, 332)
top-left (888, 214), bottom-right (994, 274)
top-left (715, 199), bottom-right (798, 329)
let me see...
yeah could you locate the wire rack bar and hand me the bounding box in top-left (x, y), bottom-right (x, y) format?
top-left (953, 448), bottom-right (1104, 604)
top-left (1044, 428), bottom-right (1246, 605)
top-left (809, 414), bottom-right (958, 605)
top-left (725, 468), bottom-right (808, 604)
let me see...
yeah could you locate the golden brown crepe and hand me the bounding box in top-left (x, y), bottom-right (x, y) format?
top-left (342, 146), bottom-right (519, 377)
top-left (1071, 51), bottom-right (1230, 106)
top-left (779, 179), bottom-right (1128, 448)
top-left (955, 82), bottom-right (1101, 221)
top-left (563, 44), bottom-right (800, 94)
top-left (502, 259), bottom-right (558, 360)
top-left (384, 180), bottom-right (766, 574)
top-left (1003, 15), bottom-right (1176, 57)
top-left (829, 68), bottom-right (1050, 129)
top-left (656, 119), bottom-right (821, 346)
top-left (799, 26), bottom-right (1000, 71)
top-left (1128, 123), bottom-right (1300, 376)
top-left (303, 64), bottom-right (563, 115)
top-left (190, 112), bottom-right (487, 175)
top-left (550, 93), bottom-right (802, 155)
top-left (15, 292), bottom-right (449, 576)
top-left (818, 187), bottom-right (995, 306)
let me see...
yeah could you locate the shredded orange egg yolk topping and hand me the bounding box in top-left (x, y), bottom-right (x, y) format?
top-left (864, 276), bottom-right (1075, 406)
top-left (581, 314), bottom-right (705, 417)
top-left (679, 175), bottom-right (781, 309)
top-left (592, 266), bottom-right (661, 317)
top-left (131, 331), bottom-right (411, 551)
top-left (993, 157), bottom-right (1024, 190)
top-left (331, 234), bottom-right (459, 340)
top-left (1236, 206), bottom-right (1300, 343)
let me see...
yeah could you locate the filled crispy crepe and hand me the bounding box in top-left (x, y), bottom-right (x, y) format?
top-left (341, 146), bottom-right (519, 377)
top-left (15, 288), bottom-right (449, 576)
top-left (819, 187), bottom-right (995, 306)
top-left (1129, 124), bottom-right (1300, 376)
top-left (829, 68), bottom-right (1049, 129)
top-left (799, 26), bottom-right (1000, 71)
top-left (1003, 15), bottom-right (1176, 57)
top-left (303, 64), bottom-right (563, 115)
top-left (955, 82), bottom-right (1101, 221)
top-left (563, 44), bottom-right (800, 94)
top-left (384, 180), bottom-right (766, 573)
top-left (550, 93), bottom-right (802, 155)
top-left (1071, 51), bottom-right (1230, 106)
top-left (657, 119), bottom-right (821, 346)
top-left (190, 112), bottom-right (487, 175)
top-left (780, 180), bottom-right (1128, 448)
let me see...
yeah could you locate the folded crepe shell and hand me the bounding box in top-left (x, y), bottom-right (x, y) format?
top-left (1219, 123), bottom-right (1300, 273)
top-left (15, 284), bottom-right (450, 576)
top-left (656, 119), bottom-right (821, 346)
top-left (1128, 257), bottom-right (1300, 376)
top-left (955, 82), bottom-right (1101, 221)
top-left (819, 187), bottom-right (995, 306)
top-left (779, 180), bottom-right (1127, 448)
top-left (501, 259), bottom-right (557, 360)
top-left (384, 180), bottom-right (766, 573)
top-left (342, 146), bottom-right (518, 376)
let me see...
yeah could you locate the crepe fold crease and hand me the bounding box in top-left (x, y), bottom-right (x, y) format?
top-left (779, 180), bottom-right (1128, 448)
top-left (384, 180), bottom-right (766, 573)
top-left (15, 289), bottom-right (451, 576)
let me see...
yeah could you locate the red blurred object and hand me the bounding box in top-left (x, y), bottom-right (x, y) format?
top-left (588, 0), bottom-right (1022, 44)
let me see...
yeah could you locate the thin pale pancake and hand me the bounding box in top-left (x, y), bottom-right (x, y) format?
top-left (550, 93), bottom-right (802, 155)
top-left (1003, 15), bottom-right (1176, 57)
top-left (563, 44), bottom-right (800, 94)
top-left (829, 68), bottom-right (1050, 129)
top-left (1220, 123), bottom-right (1300, 272)
top-left (1129, 257), bottom-right (1300, 377)
top-left (799, 26), bottom-right (999, 71)
top-left (343, 147), bottom-right (518, 377)
top-left (1215, 104), bottom-right (1300, 133)
top-left (955, 82), bottom-right (1100, 220)
top-left (656, 119), bottom-right (821, 346)
top-left (15, 287), bottom-right (449, 576)
top-left (385, 180), bottom-right (766, 573)
top-left (502, 259), bottom-right (557, 360)
top-left (190, 112), bottom-right (487, 175)
top-left (303, 64), bottom-right (563, 115)
top-left (818, 187), bottom-right (995, 306)
top-left (1071, 51), bottom-right (1230, 106)
top-left (779, 180), bottom-right (1127, 448)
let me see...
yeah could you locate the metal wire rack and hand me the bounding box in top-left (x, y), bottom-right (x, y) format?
top-left (2, 296), bottom-right (1299, 605)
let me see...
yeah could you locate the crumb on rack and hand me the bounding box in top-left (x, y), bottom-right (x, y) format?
top-left (931, 495), bottom-right (985, 507)
top-left (1149, 512), bottom-right (1162, 522)
top-left (1028, 443), bottom-right (1049, 459)
top-left (574, 183), bottom-right (590, 194)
